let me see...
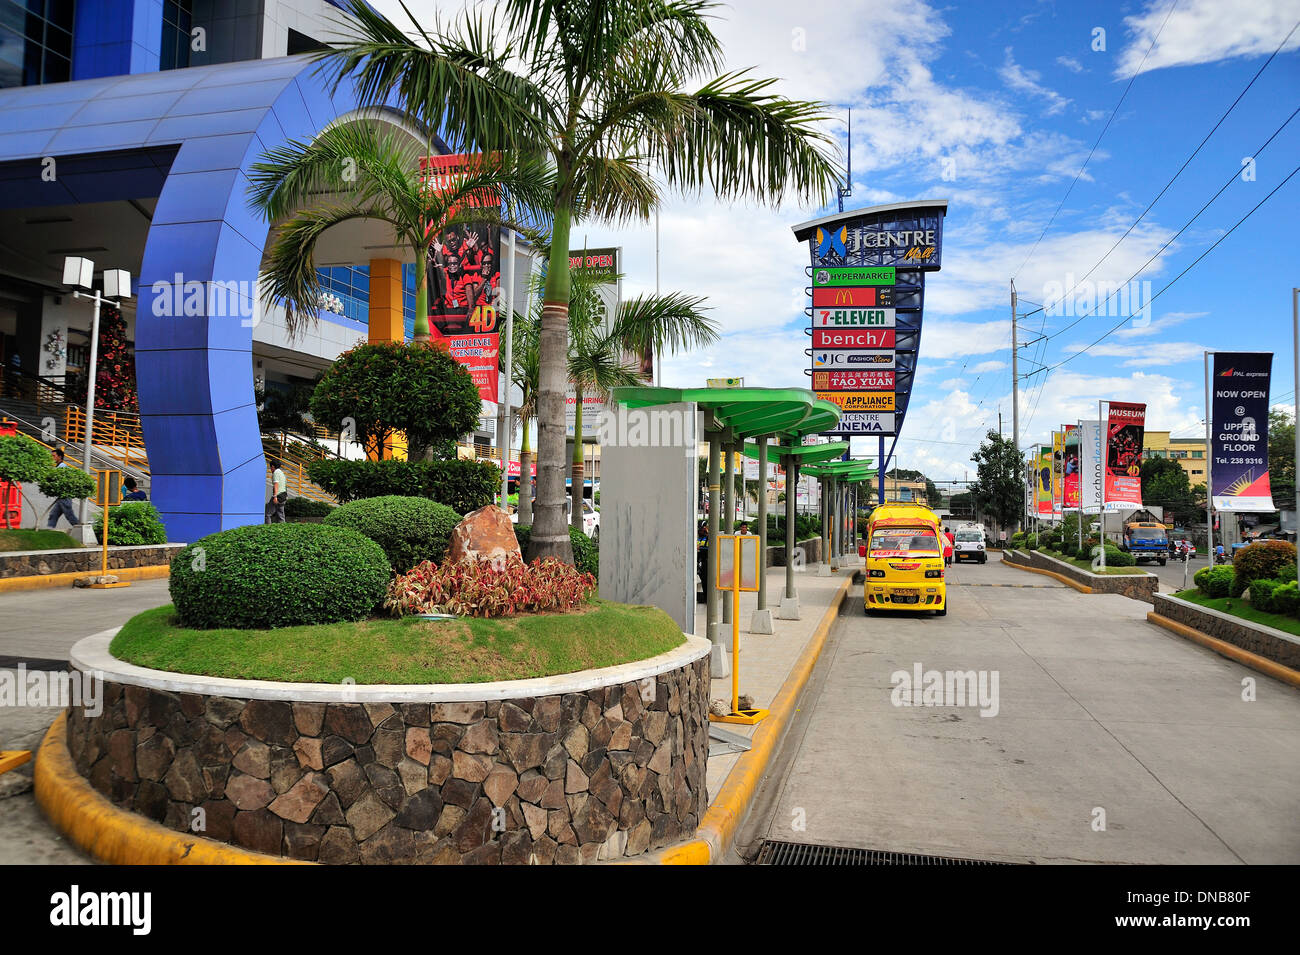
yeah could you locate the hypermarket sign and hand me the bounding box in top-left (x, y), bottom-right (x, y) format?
top-left (816, 391), bottom-right (896, 412)
top-left (811, 350), bottom-right (895, 369)
top-left (812, 328), bottom-right (895, 349)
top-left (813, 308), bottom-right (895, 327)
top-left (812, 369), bottom-right (895, 390)
top-left (813, 267), bottom-right (895, 287)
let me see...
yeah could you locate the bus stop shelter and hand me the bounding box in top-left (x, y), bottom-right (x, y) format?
top-left (611, 386), bottom-right (840, 677)
top-left (802, 460), bottom-right (877, 577)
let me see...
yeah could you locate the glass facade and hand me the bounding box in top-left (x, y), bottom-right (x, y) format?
top-left (0, 0), bottom-right (74, 88)
top-left (316, 263), bottom-right (419, 337)
top-left (160, 0), bottom-right (193, 71)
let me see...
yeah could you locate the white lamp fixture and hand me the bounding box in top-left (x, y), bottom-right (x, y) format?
top-left (61, 255), bottom-right (135, 546)
top-left (62, 255), bottom-right (93, 289)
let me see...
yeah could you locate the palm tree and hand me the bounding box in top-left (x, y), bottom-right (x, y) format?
top-left (318, 0), bottom-right (840, 561)
top-left (507, 265), bottom-right (717, 533)
top-left (247, 122), bottom-right (552, 343)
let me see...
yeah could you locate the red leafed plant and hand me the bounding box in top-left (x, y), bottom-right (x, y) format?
top-left (384, 555), bottom-right (596, 618)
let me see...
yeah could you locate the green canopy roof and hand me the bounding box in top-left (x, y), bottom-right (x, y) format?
top-left (803, 460), bottom-right (877, 482)
top-left (742, 440), bottom-right (854, 465)
top-left (612, 386), bottom-right (841, 443)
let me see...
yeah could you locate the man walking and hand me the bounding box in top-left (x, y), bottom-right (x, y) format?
top-left (265, 457), bottom-right (287, 523)
top-left (47, 448), bottom-right (79, 529)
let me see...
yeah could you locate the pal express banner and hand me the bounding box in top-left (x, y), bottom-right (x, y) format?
top-left (1211, 352), bottom-right (1275, 511)
top-left (1104, 402), bottom-right (1145, 511)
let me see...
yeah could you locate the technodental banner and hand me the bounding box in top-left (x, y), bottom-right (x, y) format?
top-left (1211, 352), bottom-right (1275, 511)
top-left (1104, 401), bottom-right (1145, 511)
top-left (1079, 421), bottom-right (1102, 512)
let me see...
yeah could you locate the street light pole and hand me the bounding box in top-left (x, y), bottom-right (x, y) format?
top-left (499, 229), bottom-right (516, 509)
top-left (1293, 288), bottom-right (1298, 585)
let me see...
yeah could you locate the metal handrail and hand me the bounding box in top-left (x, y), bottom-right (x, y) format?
top-left (64, 406), bottom-right (148, 474)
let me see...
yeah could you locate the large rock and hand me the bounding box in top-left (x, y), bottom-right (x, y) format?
top-left (447, 506), bottom-right (523, 565)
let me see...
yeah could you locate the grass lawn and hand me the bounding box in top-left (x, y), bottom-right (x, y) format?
top-left (1172, 588), bottom-right (1300, 638)
top-left (0, 528), bottom-right (81, 552)
top-left (1032, 549), bottom-right (1146, 576)
top-left (110, 599), bottom-right (686, 684)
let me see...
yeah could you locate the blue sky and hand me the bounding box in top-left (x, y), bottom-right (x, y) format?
top-left (375, 0), bottom-right (1300, 481)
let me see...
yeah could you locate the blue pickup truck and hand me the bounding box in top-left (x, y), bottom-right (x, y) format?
top-left (1122, 522), bottom-right (1169, 565)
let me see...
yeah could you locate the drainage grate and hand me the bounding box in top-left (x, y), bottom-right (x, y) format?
top-left (754, 840), bottom-right (1009, 865)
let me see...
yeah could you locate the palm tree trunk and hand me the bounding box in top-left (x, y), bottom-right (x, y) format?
top-left (518, 412), bottom-right (533, 526)
top-left (530, 203), bottom-right (574, 562)
top-left (413, 249), bottom-right (429, 343)
top-left (571, 388), bottom-right (584, 532)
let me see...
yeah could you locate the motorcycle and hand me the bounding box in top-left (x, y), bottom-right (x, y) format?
top-left (1214, 550), bottom-right (1229, 565)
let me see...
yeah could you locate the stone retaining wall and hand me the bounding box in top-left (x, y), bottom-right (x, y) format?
top-left (1004, 548), bottom-right (1160, 603)
top-left (1152, 593), bottom-right (1300, 670)
top-left (0, 544), bottom-right (183, 579)
top-left (65, 643), bottom-right (710, 864)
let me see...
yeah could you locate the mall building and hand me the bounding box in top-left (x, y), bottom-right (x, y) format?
top-left (0, 0), bottom-right (532, 541)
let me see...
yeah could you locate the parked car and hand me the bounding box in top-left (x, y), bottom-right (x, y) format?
top-left (510, 499), bottom-right (599, 540)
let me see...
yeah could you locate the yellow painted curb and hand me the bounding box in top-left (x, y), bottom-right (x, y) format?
top-left (999, 554), bottom-right (1093, 593)
top-left (657, 574), bottom-right (855, 865)
top-left (0, 564), bottom-right (169, 593)
top-left (34, 713), bottom-right (306, 865)
top-left (1146, 612), bottom-right (1300, 689)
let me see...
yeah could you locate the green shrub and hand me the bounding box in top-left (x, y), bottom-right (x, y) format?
top-left (307, 458), bottom-right (499, 513)
top-left (0, 434), bottom-right (52, 484)
top-left (1271, 580), bottom-right (1300, 616)
top-left (1232, 540), bottom-right (1297, 597)
top-left (1024, 533), bottom-right (1039, 551)
top-left (1103, 547), bottom-right (1135, 567)
top-left (94, 502), bottom-right (167, 545)
top-left (284, 497), bottom-right (335, 519)
top-left (1010, 531), bottom-right (1026, 548)
top-left (513, 524), bottom-right (598, 579)
top-left (38, 465), bottom-right (96, 503)
top-left (768, 514), bottom-right (822, 541)
top-left (1076, 545), bottom-right (1095, 561)
top-left (169, 523), bottom-right (389, 629)
top-left (1274, 562), bottom-right (1297, 584)
top-left (1249, 578), bottom-right (1281, 613)
top-left (323, 495), bottom-right (460, 573)
top-left (1197, 565), bottom-right (1234, 598)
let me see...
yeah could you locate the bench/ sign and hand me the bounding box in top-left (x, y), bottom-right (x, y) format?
top-left (89, 468), bottom-right (131, 590)
top-left (713, 534), bottom-right (769, 726)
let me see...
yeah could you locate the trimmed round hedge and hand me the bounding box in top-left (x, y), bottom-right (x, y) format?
top-left (95, 501), bottom-right (167, 546)
top-left (169, 523), bottom-right (390, 629)
top-left (322, 495), bottom-right (460, 573)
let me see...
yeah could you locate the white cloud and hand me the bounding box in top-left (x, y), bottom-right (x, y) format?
top-left (920, 319), bottom-right (1008, 359)
top-left (1056, 55), bottom-right (1084, 73)
top-left (1000, 48), bottom-right (1072, 115)
top-left (1063, 341), bottom-right (1210, 366)
top-left (1116, 0), bottom-right (1300, 77)
top-left (972, 360), bottom-right (1008, 373)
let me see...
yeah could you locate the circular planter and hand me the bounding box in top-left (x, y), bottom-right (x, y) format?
top-left (63, 631), bottom-right (710, 864)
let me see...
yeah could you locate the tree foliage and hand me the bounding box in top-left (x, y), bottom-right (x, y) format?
top-left (309, 341), bottom-right (481, 458)
top-left (968, 431), bottom-right (1023, 531)
top-left (1269, 408), bottom-right (1295, 507)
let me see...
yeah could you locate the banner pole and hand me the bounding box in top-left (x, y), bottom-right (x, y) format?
top-left (1098, 401), bottom-right (1106, 569)
top-left (1293, 290), bottom-right (1299, 586)
top-left (1077, 420), bottom-right (1084, 555)
top-left (1205, 351), bottom-right (1214, 562)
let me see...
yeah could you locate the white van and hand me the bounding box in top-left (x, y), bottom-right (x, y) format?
top-left (953, 526), bottom-right (987, 563)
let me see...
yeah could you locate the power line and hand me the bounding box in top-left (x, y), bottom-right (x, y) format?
top-left (1022, 17), bottom-right (1300, 321)
top-left (1024, 104), bottom-right (1300, 351)
top-left (1012, 0), bottom-right (1181, 280)
top-left (1029, 161), bottom-right (1300, 376)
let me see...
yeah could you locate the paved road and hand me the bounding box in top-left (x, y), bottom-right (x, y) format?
top-left (749, 556), bottom-right (1300, 864)
top-left (0, 578), bottom-right (170, 663)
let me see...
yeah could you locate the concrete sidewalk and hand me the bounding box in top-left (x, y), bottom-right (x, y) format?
top-left (695, 561), bottom-right (854, 801)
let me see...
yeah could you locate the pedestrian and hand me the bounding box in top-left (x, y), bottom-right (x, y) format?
top-left (943, 525), bottom-right (955, 566)
top-left (46, 447), bottom-right (80, 529)
top-left (122, 476), bottom-right (147, 501)
top-left (265, 457), bottom-right (287, 523)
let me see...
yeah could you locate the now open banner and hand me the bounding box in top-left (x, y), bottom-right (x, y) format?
top-left (1104, 401), bottom-right (1145, 511)
top-left (1211, 351), bottom-right (1275, 511)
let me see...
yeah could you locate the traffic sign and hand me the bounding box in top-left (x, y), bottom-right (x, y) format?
top-left (810, 350), bottom-right (895, 369)
top-left (811, 286), bottom-right (893, 308)
top-left (812, 369), bottom-right (895, 391)
top-left (817, 391), bottom-right (896, 412)
top-left (827, 412), bottom-right (896, 434)
top-left (813, 308), bottom-right (895, 327)
top-left (812, 328), bottom-right (895, 349)
top-left (813, 267), bottom-right (895, 287)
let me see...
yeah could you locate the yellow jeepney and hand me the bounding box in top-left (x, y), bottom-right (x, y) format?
top-left (864, 502), bottom-right (947, 616)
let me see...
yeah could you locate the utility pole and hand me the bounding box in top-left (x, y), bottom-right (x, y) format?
top-left (1011, 279), bottom-right (1020, 531)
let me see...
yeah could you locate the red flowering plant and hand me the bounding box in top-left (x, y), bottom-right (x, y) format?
top-left (385, 555), bottom-right (596, 618)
